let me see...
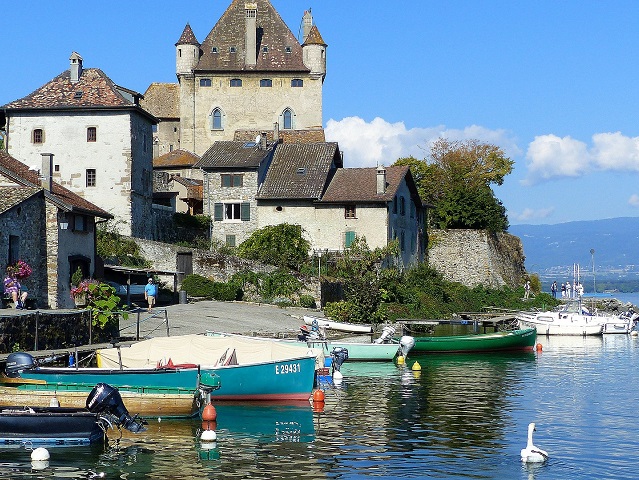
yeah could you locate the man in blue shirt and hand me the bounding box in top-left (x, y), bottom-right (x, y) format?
top-left (144, 278), bottom-right (158, 312)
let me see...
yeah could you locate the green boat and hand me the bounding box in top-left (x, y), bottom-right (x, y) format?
top-left (407, 328), bottom-right (537, 354)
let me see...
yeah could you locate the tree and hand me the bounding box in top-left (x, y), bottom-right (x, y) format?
top-left (395, 138), bottom-right (513, 232)
top-left (236, 223), bottom-right (310, 270)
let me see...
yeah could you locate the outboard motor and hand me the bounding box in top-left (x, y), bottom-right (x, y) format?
top-left (330, 347), bottom-right (349, 372)
top-left (399, 336), bottom-right (415, 358)
top-left (86, 383), bottom-right (146, 433)
top-left (373, 326), bottom-right (396, 344)
top-left (5, 352), bottom-right (36, 378)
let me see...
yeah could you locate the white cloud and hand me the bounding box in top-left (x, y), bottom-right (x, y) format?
top-left (629, 194), bottom-right (639, 207)
top-left (524, 131), bottom-right (639, 184)
top-left (510, 206), bottom-right (555, 222)
top-left (325, 116), bottom-right (520, 168)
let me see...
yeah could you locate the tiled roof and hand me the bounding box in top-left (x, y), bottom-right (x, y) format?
top-left (0, 187), bottom-right (41, 215)
top-left (303, 25), bottom-right (326, 46)
top-left (320, 166), bottom-right (414, 204)
top-left (2, 68), bottom-right (143, 110)
top-left (234, 129), bottom-right (325, 144)
top-left (153, 149), bottom-right (201, 168)
top-left (0, 152), bottom-right (112, 218)
top-left (171, 176), bottom-right (203, 188)
top-left (196, 141), bottom-right (275, 169)
top-left (196, 0), bottom-right (309, 72)
top-left (257, 143), bottom-right (341, 200)
top-left (141, 83), bottom-right (180, 119)
top-left (176, 23), bottom-right (200, 46)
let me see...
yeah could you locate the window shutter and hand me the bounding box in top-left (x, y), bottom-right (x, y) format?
top-left (213, 203), bottom-right (223, 221)
top-left (345, 231), bottom-right (356, 248)
top-left (240, 202), bottom-right (250, 221)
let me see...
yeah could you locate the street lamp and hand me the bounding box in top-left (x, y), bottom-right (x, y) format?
top-left (590, 249), bottom-right (596, 294)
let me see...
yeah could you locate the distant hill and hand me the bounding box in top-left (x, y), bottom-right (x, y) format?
top-left (508, 217), bottom-right (639, 281)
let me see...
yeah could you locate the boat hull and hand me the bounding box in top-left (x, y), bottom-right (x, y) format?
top-left (304, 340), bottom-right (399, 361)
top-left (517, 313), bottom-right (604, 336)
top-left (303, 316), bottom-right (373, 334)
top-left (408, 328), bottom-right (537, 354)
top-left (0, 407), bottom-right (105, 446)
top-left (207, 356), bottom-right (317, 401)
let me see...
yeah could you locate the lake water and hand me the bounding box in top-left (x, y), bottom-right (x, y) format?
top-left (1, 334), bottom-right (639, 479)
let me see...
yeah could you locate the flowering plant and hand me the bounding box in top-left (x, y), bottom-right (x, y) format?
top-left (7, 260), bottom-right (32, 280)
top-left (70, 278), bottom-right (100, 300)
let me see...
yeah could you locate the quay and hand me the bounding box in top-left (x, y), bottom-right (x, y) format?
top-left (398, 311), bottom-right (519, 335)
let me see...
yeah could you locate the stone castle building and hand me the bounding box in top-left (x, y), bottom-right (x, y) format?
top-left (143, 0), bottom-right (327, 157)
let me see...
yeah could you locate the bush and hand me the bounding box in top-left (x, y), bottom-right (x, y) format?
top-left (180, 274), bottom-right (242, 301)
top-left (236, 224), bottom-right (310, 270)
top-left (298, 294), bottom-right (316, 309)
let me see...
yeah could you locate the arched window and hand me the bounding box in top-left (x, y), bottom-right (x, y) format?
top-left (210, 108), bottom-right (223, 130)
top-left (260, 79), bottom-right (272, 87)
top-left (282, 108), bottom-right (293, 130)
top-left (230, 78), bottom-right (242, 87)
top-left (291, 78), bottom-right (303, 87)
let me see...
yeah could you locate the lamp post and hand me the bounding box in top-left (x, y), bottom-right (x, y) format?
top-left (590, 249), bottom-right (596, 294)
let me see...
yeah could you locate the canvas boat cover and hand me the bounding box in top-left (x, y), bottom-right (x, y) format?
top-left (97, 334), bottom-right (324, 370)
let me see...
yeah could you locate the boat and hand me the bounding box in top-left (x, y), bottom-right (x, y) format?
top-left (0, 383), bottom-right (145, 447)
top-left (406, 328), bottom-right (537, 354)
top-left (2, 352), bottom-right (221, 417)
top-left (516, 300), bottom-right (637, 335)
top-left (96, 335), bottom-right (323, 402)
top-left (303, 315), bottom-right (373, 334)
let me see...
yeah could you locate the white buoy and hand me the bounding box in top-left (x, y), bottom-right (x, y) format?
top-left (200, 429), bottom-right (217, 441)
top-left (31, 460), bottom-right (49, 471)
top-left (31, 447), bottom-right (50, 461)
top-left (333, 369), bottom-right (343, 384)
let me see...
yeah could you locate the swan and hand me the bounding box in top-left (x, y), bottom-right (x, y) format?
top-left (520, 422), bottom-right (548, 463)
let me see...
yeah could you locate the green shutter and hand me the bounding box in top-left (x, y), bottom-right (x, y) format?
top-left (213, 203), bottom-right (223, 221)
top-left (240, 202), bottom-right (250, 221)
top-left (345, 230), bottom-right (356, 248)
top-left (221, 175), bottom-right (231, 187)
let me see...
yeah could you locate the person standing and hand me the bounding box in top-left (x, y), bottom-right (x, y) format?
top-left (551, 281), bottom-right (557, 299)
top-left (561, 282), bottom-right (566, 298)
top-left (524, 280), bottom-right (531, 299)
top-left (144, 278), bottom-right (158, 312)
top-left (566, 282), bottom-right (572, 299)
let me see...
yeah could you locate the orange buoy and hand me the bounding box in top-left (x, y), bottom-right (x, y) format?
top-left (312, 389), bottom-right (325, 403)
top-left (202, 402), bottom-right (217, 422)
top-left (201, 420), bottom-right (217, 432)
top-left (312, 401), bottom-right (325, 413)
top-left (536, 343), bottom-right (543, 352)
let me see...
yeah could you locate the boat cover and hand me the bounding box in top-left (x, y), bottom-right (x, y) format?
top-left (97, 335), bottom-right (324, 369)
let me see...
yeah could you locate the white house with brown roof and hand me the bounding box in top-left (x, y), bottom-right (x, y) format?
top-left (143, 1), bottom-right (327, 156)
top-left (0, 52), bottom-right (156, 239)
top-left (0, 151), bottom-right (112, 309)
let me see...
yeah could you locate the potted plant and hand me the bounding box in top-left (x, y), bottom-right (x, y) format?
top-left (70, 279), bottom-right (98, 307)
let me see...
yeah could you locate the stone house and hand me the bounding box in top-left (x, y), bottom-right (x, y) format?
top-left (0, 152), bottom-right (112, 309)
top-left (144, 0), bottom-right (327, 156)
top-left (152, 149), bottom-right (203, 214)
top-left (0, 52), bottom-right (156, 238)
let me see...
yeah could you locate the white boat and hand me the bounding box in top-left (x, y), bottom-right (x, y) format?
top-left (303, 315), bottom-right (373, 334)
top-left (517, 300), bottom-right (637, 336)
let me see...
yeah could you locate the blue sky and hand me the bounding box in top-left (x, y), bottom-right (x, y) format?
top-left (2, 0), bottom-right (639, 225)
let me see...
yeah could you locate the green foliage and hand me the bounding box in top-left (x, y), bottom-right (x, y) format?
top-left (236, 224), bottom-right (310, 270)
top-left (324, 300), bottom-right (358, 323)
top-left (97, 221), bottom-right (149, 267)
top-left (395, 138), bottom-right (513, 232)
top-left (86, 282), bottom-right (127, 330)
top-left (173, 213), bottom-right (210, 230)
top-left (231, 269), bottom-right (302, 302)
top-left (180, 274), bottom-right (242, 301)
top-left (71, 267), bottom-right (83, 287)
top-left (298, 294), bottom-right (317, 309)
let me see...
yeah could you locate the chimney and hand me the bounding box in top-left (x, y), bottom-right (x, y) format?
top-left (41, 153), bottom-right (54, 191)
top-left (260, 132), bottom-right (268, 150)
top-left (376, 165), bottom-right (386, 194)
top-left (302, 9), bottom-right (313, 43)
top-left (245, 3), bottom-right (257, 67)
top-left (273, 122), bottom-right (280, 142)
top-left (69, 52), bottom-right (83, 83)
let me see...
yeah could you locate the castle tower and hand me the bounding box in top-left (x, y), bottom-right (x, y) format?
top-left (302, 23), bottom-right (327, 82)
top-left (175, 23), bottom-right (200, 76)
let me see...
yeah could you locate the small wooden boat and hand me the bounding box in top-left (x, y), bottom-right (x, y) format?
top-left (407, 328), bottom-right (537, 354)
top-left (96, 335), bottom-right (322, 402)
top-left (0, 383), bottom-right (145, 447)
top-left (303, 315), bottom-right (373, 334)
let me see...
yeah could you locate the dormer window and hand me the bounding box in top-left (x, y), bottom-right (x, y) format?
top-left (262, 46), bottom-right (269, 53)
top-left (74, 91), bottom-right (83, 99)
top-left (229, 46), bottom-right (237, 53)
top-left (211, 47), bottom-right (218, 53)
top-left (285, 46), bottom-right (292, 54)
top-left (296, 167), bottom-right (306, 175)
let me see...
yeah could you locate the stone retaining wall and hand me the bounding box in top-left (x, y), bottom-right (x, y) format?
top-left (427, 229), bottom-right (526, 288)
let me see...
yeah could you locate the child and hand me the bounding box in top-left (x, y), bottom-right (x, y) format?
top-left (4, 269), bottom-right (28, 309)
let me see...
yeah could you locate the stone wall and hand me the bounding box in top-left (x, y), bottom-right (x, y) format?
top-left (427, 229), bottom-right (526, 288)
